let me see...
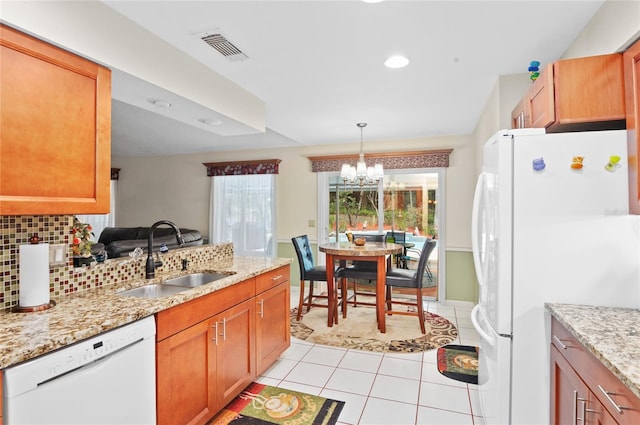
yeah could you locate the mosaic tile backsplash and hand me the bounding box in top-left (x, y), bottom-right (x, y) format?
top-left (0, 215), bottom-right (232, 310)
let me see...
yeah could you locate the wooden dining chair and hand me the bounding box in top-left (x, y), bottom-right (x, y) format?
top-left (384, 239), bottom-right (436, 334)
top-left (291, 235), bottom-right (346, 322)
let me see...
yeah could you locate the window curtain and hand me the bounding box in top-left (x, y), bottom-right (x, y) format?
top-left (77, 180), bottom-right (118, 242)
top-left (209, 174), bottom-right (276, 257)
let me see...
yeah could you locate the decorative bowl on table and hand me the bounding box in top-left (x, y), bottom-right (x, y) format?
top-left (354, 238), bottom-right (366, 246)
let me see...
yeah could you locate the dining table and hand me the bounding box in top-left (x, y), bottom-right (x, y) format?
top-left (319, 241), bottom-right (404, 333)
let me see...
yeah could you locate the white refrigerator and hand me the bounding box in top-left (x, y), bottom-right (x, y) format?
top-left (470, 129), bottom-right (640, 424)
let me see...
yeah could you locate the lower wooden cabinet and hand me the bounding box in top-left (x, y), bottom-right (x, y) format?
top-left (213, 298), bottom-right (256, 411)
top-left (1, 369), bottom-right (3, 425)
top-left (551, 345), bottom-right (617, 425)
top-left (550, 318), bottom-right (640, 425)
top-left (256, 281), bottom-right (291, 375)
top-left (157, 320), bottom-right (215, 425)
top-left (156, 265), bottom-right (290, 425)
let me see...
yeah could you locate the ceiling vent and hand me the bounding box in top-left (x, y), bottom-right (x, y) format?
top-left (201, 33), bottom-right (249, 62)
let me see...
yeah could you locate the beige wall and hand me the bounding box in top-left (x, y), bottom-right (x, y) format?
top-left (562, 0), bottom-right (640, 59)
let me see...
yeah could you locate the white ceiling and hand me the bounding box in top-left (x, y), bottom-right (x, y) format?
top-left (102, 0), bottom-right (605, 157)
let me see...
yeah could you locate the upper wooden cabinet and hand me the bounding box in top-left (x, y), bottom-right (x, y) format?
top-left (625, 39), bottom-right (640, 214)
top-left (512, 53), bottom-right (626, 133)
top-left (0, 24), bottom-right (111, 215)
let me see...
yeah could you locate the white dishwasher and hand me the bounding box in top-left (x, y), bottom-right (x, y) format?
top-left (3, 316), bottom-right (156, 425)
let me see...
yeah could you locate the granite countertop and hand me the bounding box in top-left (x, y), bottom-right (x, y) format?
top-left (0, 256), bottom-right (291, 370)
top-left (546, 303), bottom-right (640, 400)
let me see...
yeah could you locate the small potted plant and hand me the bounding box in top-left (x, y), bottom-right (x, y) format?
top-left (71, 217), bottom-right (95, 267)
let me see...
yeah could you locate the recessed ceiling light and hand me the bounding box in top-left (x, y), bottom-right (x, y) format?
top-left (199, 118), bottom-right (222, 126)
top-left (149, 99), bottom-right (172, 108)
top-left (384, 55), bottom-right (410, 69)
top-left (362, 0), bottom-right (384, 3)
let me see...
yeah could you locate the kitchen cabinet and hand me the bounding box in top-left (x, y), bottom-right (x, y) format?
top-left (156, 265), bottom-right (290, 425)
top-left (0, 24), bottom-right (111, 215)
top-left (551, 345), bottom-right (617, 425)
top-left (624, 39), bottom-right (640, 214)
top-left (511, 96), bottom-right (532, 129)
top-left (512, 53), bottom-right (625, 133)
top-left (212, 298), bottom-right (256, 410)
top-left (550, 318), bottom-right (640, 424)
top-left (255, 266), bottom-right (291, 375)
top-left (156, 319), bottom-right (215, 425)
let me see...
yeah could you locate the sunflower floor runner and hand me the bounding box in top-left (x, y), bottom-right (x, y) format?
top-left (209, 382), bottom-right (344, 425)
top-left (437, 344), bottom-right (479, 384)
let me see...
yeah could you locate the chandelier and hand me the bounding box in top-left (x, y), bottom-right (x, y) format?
top-left (340, 123), bottom-right (384, 186)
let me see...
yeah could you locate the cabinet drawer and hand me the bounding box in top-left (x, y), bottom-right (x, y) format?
top-left (256, 265), bottom-right (289, 294)
top-left (551, 318), bottom-right (640, 423)
top-left (156, 278), bottom-right (256, 341)
top-left (551, 318), bottom-right (588, 365)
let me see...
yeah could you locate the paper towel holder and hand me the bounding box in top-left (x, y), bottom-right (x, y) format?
top-left (12, 300), bottom-right (56, 313)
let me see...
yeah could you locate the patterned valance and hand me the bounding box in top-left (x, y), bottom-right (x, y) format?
top-left (203, 159), bottom-right (281, 176)
top-left (111, 168), bottom-right (121, 180)
top-left (307, 149), bottom-right (453, 172)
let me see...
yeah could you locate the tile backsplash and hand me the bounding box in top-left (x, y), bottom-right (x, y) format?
top-left (0, 215), bottom-right (232, 310)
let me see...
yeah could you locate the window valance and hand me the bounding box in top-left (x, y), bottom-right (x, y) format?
top-left (203, 159), bottom-right (281, 176)
top-left (307, 149), bottom-right (452, 172)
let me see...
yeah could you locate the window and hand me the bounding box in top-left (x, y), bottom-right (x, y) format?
top-left (320, 168), bottom-right (445, 301)
top-left (210, 174), bottom-right (277, 257)
top-left (76, 179), bottom-right (118, 242)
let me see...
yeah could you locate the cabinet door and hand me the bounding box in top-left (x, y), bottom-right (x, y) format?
top-left (584, 392), bottom-right (618, 425)
top-left (214, 298), bottom-right (256, 411)
top-left (554, 54), bottom-right (625, 126)
top-left (625, 39), bottom-right (640, 214)
top-left (511, 97), bottom-right (531, 129)
top-left (0, 24), bottom-right (111, 215)
top-left (529, 64), bottom-right (555, 129)
top-left (550, 345), bottom-right (589, 425)
top-left (256, 281), bottom-right (291, 375)
top-left (157, 320), bottom-right (216, 425)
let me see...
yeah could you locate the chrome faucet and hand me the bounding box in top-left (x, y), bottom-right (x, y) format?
top-left (146, 220), bottom-right (185, 279)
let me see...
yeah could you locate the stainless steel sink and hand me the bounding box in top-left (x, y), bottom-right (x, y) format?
top-left (118, 284), bottom-right (189, 299)
top-left (117, 272), bottom-right (232, 298)
top-left (163, 272), bottom-right (230, 287)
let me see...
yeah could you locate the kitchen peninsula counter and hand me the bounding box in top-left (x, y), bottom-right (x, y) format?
top-left (546, 303), bottom-right (640, 400)
top-left (0, 256), bottom-right (291, 369)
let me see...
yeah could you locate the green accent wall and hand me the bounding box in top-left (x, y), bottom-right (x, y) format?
top-left (277, 242), bottom-right (478, 303)
top-left (445, 250), bottom-right (478, 303)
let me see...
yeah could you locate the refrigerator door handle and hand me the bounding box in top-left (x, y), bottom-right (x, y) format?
top-left (471, 304), bottom-right (495, 346)
top-left (471, 173), bottom-right (486, 288)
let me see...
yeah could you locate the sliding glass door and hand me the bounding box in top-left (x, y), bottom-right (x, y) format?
top-left (320, 169), bottom-right (444, 301)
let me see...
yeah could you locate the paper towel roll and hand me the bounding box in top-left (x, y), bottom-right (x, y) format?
top-left (19, 243), bottom-right (50, 307)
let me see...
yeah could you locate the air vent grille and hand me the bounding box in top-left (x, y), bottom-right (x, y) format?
top-left (201, 33), bottom-right (249, 62)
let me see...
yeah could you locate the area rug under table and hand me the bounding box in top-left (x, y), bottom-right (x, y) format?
top-left (209, 382), bottom-right (344, 425)
top-left (437, 344), bottom-right (479, 384)
top-left (291, 303), bottom-right (458, 353)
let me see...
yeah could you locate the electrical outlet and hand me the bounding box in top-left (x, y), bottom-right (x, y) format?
top-left (308, 219), bottom-right (315, 227)
top-left (49, 244), bottom-right (67, 267)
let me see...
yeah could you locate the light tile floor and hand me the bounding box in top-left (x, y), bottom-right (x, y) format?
top-left (256, 287), bottom-right (485, 425)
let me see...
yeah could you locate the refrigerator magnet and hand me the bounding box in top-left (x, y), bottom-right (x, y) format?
top-left (605, 155), bottom-right (621, 172)
top-left (532, 158), bottom-right (545, 171)
top-left (570, 156), bottom-right (584, 170)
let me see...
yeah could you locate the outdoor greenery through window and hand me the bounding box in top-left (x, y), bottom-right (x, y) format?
top-left (329, 173), bottom-right (439, 240)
